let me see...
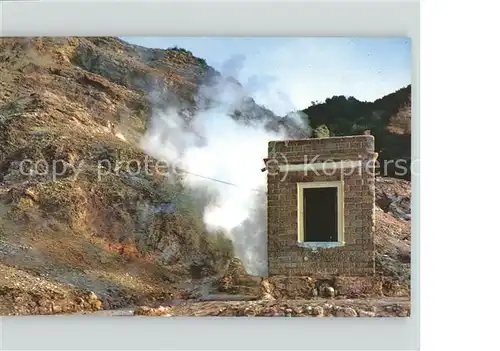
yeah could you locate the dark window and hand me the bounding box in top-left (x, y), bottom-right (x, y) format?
top-left (303, 187), bottom-right (338, 242)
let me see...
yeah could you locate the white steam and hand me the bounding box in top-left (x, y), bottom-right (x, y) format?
top-left (141, 56), bottom-right (310, 276)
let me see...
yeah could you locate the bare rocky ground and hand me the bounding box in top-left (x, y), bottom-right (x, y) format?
top-left (74, 297), bottom-right (410, 318)
top-left (148, 297), bottom-right (410, 317)
top-left (0, 37), bottom-right (412, 317)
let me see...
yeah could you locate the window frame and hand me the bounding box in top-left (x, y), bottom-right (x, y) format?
top-left (297, 181), bottom-right (345, 246)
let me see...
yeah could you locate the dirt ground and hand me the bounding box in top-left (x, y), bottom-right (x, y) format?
top-left (73, 296), bottom-right (410, 317)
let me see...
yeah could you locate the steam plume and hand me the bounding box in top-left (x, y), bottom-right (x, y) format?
top-left (141, 55), bottom-right (311, 276)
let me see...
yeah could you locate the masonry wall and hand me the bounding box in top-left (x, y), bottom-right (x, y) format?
top-left (266, 135), bottom-right (376, 277)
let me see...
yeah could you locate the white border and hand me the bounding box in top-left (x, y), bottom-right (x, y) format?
top-left (0, 0), bottom-right (418, 36)
top-left (0, 1), bottom-right (420, 350)
top-left (421, 2), bottom-right (500, 351)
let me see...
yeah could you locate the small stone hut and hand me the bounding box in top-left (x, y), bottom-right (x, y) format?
top-left (264, 135), bottom-right (378, 277)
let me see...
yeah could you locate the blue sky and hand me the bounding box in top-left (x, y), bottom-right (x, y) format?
top-left (121, 37), bottom-right (411, 114)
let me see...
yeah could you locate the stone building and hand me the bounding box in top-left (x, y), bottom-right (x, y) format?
top-left (264, 135), bottom-right (378, 277)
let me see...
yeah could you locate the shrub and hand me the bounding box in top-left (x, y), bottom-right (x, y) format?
top-left (313, 124), bottom-right (330, 138)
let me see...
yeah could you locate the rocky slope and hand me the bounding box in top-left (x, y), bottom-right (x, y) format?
top-left (0, 37), bottom-right (240, 314)
top-left (0, 37), bottom-right (411, 316)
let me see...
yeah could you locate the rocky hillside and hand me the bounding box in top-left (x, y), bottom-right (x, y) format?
top-left (0, 37), bottom-right (411, 315)
top-left (0, 37), bottom-right (241, 314)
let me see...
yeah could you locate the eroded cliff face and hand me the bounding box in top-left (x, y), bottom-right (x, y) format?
top-left (0, 37), bottom-right (242, 314)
